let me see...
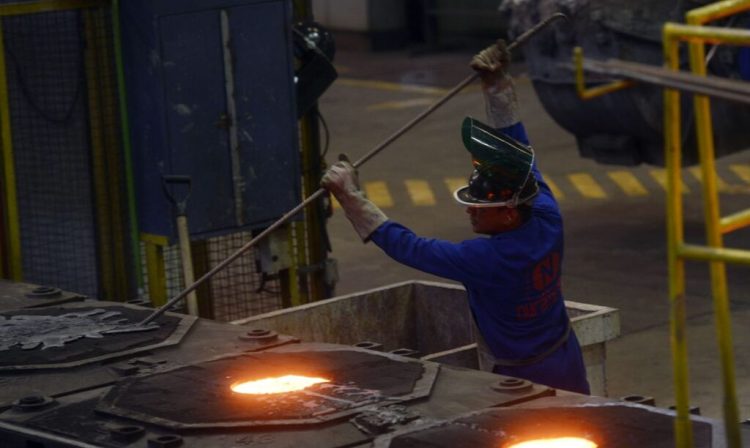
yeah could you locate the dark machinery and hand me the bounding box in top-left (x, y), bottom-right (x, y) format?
top-left (0, 280), bottom-right (745, 447)
top-left (501, 0), bottom-right (750, 166)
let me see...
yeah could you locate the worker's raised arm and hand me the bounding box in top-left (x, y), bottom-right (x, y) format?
top-left (471, 39), bottom-right (519, 130)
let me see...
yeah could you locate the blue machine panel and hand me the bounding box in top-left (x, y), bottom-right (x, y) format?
top-left (230, 2), bottom-right (301, 224)
top-left (160, 12), bottom-right (236, 233)
top-left (120, 0), bottom-right (300, 241)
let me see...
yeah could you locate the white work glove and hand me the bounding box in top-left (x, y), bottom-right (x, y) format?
top-left (321, 155), bottom-right (388, 242)
top-left (470, 39), bottom-right (520, 129)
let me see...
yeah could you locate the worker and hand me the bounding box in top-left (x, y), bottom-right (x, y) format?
top-left (321, 40), bottom-right (590, 395)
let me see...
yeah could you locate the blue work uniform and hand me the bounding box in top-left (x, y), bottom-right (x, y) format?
top-left (370, 123), bottom-right (590, 395)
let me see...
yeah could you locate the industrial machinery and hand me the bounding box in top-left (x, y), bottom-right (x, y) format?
top-left (0, 280), bottom-right (744, 447)
top-left (501, 0), bottom-right (750, 166)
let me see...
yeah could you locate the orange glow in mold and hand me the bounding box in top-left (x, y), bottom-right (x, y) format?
top-left (230, 375), bottom-right (330, 395)
top-left (506, 437), bottom-right (597, 448)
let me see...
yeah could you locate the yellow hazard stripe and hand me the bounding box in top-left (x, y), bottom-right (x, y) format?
top-left (405, 179), bottom-right (436, 206)
top-left (542, 175), bottom-right (564, 200)
top-left (608, 170), bottom-right (648, 196)
top-left (368, 98), bottom-right (435, 111)
top-left (444, 177), bottom-right (466, 195)
top-left (649, 169), bottom-right (690, 194)
top-left (337, 78), bottom-right (448, 95)
top-left (364, 181), bottom-right (394, 208)
top-left (730, 164), bottom-right (750, 184)
top-left (688, 166), bottom-right (730, 191)
top-left (568, 173), bottom-right (607, 199)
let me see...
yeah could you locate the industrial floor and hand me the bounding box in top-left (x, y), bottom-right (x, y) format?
top-left (318, 47), bottom-right (750, 423)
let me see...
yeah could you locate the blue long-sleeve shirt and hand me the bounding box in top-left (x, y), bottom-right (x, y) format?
top-left (370, 123), bottom-right (589, 394)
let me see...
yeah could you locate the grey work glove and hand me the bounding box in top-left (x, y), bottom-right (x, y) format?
top-left (321, 156), bottom-right (388, 242)
top-left (470, 39), bottom-right (520, 129)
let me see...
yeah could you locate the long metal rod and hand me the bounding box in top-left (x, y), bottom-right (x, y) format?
top-left (139, 12), bottom-right (568, 325)
top-left (581, 58), bottom-right (750, 105)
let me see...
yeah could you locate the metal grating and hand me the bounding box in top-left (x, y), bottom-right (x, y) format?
top-left (199, 231), bottom-right (285, 322)
top-left (3, 11), bottom-right (98, 296)
top-left (0, 4), bottom-right (132, 299)
top-left (141, 231), bottom-right (287, 322)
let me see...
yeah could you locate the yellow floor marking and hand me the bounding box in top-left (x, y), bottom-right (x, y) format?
top-left (608, 170), bottom-right (649, 197)
top-left (542, 175), bottom-right (564, 200)
top-left (687, 166), bottom-right (734, 192)
top-left (444, 177), bottom-right (466, 195)
top-left (368, 98), bottom-right (435, 111)
top-left (730, 164), bottom-right (750, 184)
top-left (337, 78), bottom-right (448, 95)
top-left (333, 64), bottom-right (351, 74)
top-left (649, 169), bottom-right (690, 194)
top-left (568, 173), bottom-right (607, 199)
top-left (405, 179), bottom-right (436, 206)
top-left (364, 181), bottom-right (394, 208)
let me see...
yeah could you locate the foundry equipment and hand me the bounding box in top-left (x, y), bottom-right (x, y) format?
top-left (0, 0), bottom-right (339, 318)
top-left (0, 279), bottom-right (745, 447)
top-left (500, 0), bottom-right (750, 166)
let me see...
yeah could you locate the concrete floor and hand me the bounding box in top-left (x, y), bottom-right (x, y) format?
top-left (318, 47), bottom-right (750, 423)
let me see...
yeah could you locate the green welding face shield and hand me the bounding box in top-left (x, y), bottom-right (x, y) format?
top-left (453, 117), bottom-right (539, 207)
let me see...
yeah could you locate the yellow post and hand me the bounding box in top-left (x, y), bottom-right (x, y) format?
top-left (83, 9), bottom-right (116, 298)
top-left (287, 222), bottom-right (302, 306)
top-left (662, 26), bottom-right (692, 448)
top-left (142, 233), bottom-right (168, 307)
top-left (0, 21), bottom-right (22, 280)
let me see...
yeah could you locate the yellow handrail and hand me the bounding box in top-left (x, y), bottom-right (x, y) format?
top-left (573, 47), bottom-right (635, 99)
top-left (574, 2), bottom-right (750, 446)
top-left (663, 16), bottom-right (750, 448)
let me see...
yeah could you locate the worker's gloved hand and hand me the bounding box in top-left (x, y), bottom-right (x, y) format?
top-left (321, 155), bottom-right (388, 242)
top-left (470, 39), bottom-right (520, 129)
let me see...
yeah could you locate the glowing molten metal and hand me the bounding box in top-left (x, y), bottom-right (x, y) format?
top-left (507, 437), bottom-right (597, 448)
top-left (231, 375), bottom-right (330, 395)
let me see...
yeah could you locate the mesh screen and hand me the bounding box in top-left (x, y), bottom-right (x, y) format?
top-left (200, 232), bottom-right (285, 322)
top-left (3, 10), bottom-right (99, 296)
top-left (142, 231), bottom-right (287, 322)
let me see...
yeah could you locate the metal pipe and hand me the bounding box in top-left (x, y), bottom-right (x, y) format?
top-left (678, 244), bottom-right (750, 266)
top-left (139, 12), bottom-right (569, 326)
top-left (579, 58), bottom-right (750, 105)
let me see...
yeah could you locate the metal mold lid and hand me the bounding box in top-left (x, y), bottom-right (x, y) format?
top-left (0, 304), bottom-right (196, 371)
top-left (96, 344), bottom-right (439, 429)
top-left (373, 397), bottom-right (719, 448)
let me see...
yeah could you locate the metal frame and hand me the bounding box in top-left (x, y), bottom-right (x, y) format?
top-left (574, 1), bottom-right (750, 446)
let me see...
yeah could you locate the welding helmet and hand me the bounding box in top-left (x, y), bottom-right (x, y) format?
top-left (453, 117), bottom-right (538, 207)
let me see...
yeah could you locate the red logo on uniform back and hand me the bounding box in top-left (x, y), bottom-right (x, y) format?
top-left (532, 252), bottom-right (560, 291)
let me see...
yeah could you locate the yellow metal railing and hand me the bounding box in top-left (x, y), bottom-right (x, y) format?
top-left (664, 15), bottom-right (750, 448)
top-left (573, 47), bottom-right (634, 99)
top-left (575, 1), bottom-right (750, 446)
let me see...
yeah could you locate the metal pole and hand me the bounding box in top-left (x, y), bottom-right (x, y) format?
top-left (139, 13), bottom-right (568, 325)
